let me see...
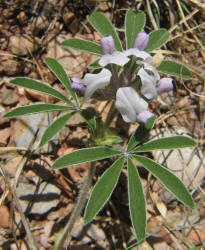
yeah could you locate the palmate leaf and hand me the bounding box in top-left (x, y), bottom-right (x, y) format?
top-left (10, 77), bottom-right (72, 105)
top-left (133, 135), bottom-right (197, 152)
top-left (39, 112), bottom-right (74, 148)
top-left (87, 12), bottom-right (123, 52)
top-left (52, 147), bottom-right (122, 170)
top-left (145, 28), bottom-right (170, 52)
top-left (3, 104), bottom-right (73, 118)
top-left (61, 38), bottom-right (103, 56)
top-left (133, 155), bottom-right (194, 209)
top-left (128, 159), bottom-right (146, 241)
top-left (157, 60), bottom-right (191, 80)
top-left (125, 10), bottom-right (146, 49)
top-left (44, 57), bottom-right (77, 102)
top-left (127, 116), bottom-right (156, 152)
top-left (84, 157), bottom-right (125, 223)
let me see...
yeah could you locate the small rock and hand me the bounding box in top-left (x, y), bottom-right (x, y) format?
top-left (16, 181), bottom-right (61, 214)
top-left (63, 12), bottom-right (75, 27)
top-left (0, 205), bottom-right (10, 228)
top-left (0, 58), bottom-right (21, 76)
top-left (2, 89), bottom-right (19, 106)
top-left (9, 35), bottom-right (38, 56)
top-left (87, 224), bottom-right (105, 241)
top-left (31, 16), bottom-right (49, 32)
top-left (13, 111), bottom-right (56, 151)
top-left (151, 127), bottom-right (205, 203)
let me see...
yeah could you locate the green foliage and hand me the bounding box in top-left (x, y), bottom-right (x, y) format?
top-left (3, 104), bottom-right (73, 118)
top-left (145, 28), bottom-right (170, 52)
top-left (133, 135), bottom-right (197, 152)
top-left (39, 112), bottom-right (74, 148)
top-left (84, 157), bottom-right (125, 223)
top-left (10, 77), bottom-right (72, 105)
top-left (157, 60), bottom-right (191, 80)
top-left (133, 155), bottom-right (194, 209)
top-left (44, 57), bottom-right (77, 102)
top-left (87, 12), bottom-right (123, 51)
top-left (52, 147), bottom-right (122, 169)
top-left (128, 159), bottom-right (146, 241)
top-left (125, 10), bottom-right (146, 49)
top-left (61, 38), bottom-right (103, 56)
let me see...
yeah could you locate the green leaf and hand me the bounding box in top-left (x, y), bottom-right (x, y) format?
top-left (145, 28), bottom-right (170, 52)
top-left (125, 10), bottom-right (146, 49)
top-left (84, 157), bottom-right (125, 223)
top-left (61, 38), bottom-right (103, 56)
top-left (44, 57), bottom-right (77, 102)
top-left (127, 116), bottom-right (156, 152)
top-left (52, 146), bottom-right (122, 169)
top-left (3, 104), bottom-right (73, 118)
top-left (128, 159), bottom-right (146, 241)
top-left (87, 12), bottom-right (123, 51)
top-left (10, 77), bottom-right (72, 104)
top-left (39, 112), bottom-right (73, 148)
top-left (133, 155), bottom-right (194, 209)
top-left (134, 136), bottom-right (197, 152)
top-left (157, 60), bottom-right (191, 80)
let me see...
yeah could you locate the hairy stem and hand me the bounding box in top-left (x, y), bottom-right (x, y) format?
top-left (54, 162), bottom-right (96, 249)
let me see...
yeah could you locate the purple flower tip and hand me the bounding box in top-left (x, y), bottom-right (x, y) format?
top-left (156, 78), bottom-right (174, 94)
top-left (71, 77), bottom-right (86, 93)
top-left (136, 110), bottom-right (155, 125)
top-left (100, 35), bottom-right (115, 55)
top-left (134, 32), bottom-right (149, 51)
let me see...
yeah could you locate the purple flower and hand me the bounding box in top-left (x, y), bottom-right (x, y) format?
top-left (71, 77), bottom-right (86, 93)
top-left (100, 35), bottom-right (115, 55)
top-left (134, 32), bottom-right (149, 51)
top-left (156, 78), bottom-right (174, 93)
top-left (136, 110), bottom-right (155, 125)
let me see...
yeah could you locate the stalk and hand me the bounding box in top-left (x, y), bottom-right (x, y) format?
top-left (54, 162), bottom-right (96, 249)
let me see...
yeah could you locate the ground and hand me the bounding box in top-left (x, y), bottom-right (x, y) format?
top-left (0, 0), bottom-right (205, 249)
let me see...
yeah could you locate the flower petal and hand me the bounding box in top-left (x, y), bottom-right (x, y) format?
top-left (134, 32), bottom-right (149, 51)
top-left (83, 68), bottom-right (112, 100)
top-left (71, 77), bottom-right (86, 93)
top-left (100, 35), bottom-right (115, 54)
top-left (136, 110), bottom-right (155, 125)
top-left (138, 68), bottom-right (157, 100)
top-left (115, 87), bottom-right (148, 123)
top-left (156, 77), bottom-right (174, 93)
top-left (124, 48), bottom-right (152, 64)
top-left (99, 51), bottom-right (129, 67)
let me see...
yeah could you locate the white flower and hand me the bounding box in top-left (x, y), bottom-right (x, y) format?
top-left (115, 87), bottom-right (148, 123)
top-left (124, 48), bottom-right (152, 64)
top-left (136, 110), bottom-right (155, 125)
top-left (99, 51), bottom-right (129, 67)
top-left (100, 35), bottom-right (115, 54)
top-left (83, 68), bottom-right (112, 100)
top-left (138, 67), bottom-right (159, 100)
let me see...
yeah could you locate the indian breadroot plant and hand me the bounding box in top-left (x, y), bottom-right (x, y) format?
top-left (4, 9), bottom-right (196, 249)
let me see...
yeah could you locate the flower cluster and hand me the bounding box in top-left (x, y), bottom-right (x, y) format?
top-left (71, 32), bottom-right (173, 125)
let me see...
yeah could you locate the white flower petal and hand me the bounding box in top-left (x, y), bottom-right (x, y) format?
top-left (99, 51), bottom-right (129, 67)
top-left (138, 68), bottom-right (157, 100)
top-left (124, 48), bottom-right (152, 64)
top-left (115, 87), bottom-right (148, 123)
top-left (144, 63), bottom-right (160, 81)
top-left (83, 68), bottom-right (112, 100)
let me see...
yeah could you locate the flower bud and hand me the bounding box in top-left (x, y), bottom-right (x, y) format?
top-left (136, 110), bottom-right (155, 125)
top-left (134, 32), bottom-right (149, 51)
top-left (71, 77), bottom-right (86, 93)
top-left (156, 78), bottom-right (173, 93)
top-left (100, 35), bottom-right (115, 54)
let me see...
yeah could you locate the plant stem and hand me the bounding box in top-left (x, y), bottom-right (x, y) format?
top-left (104, 101), bottom-right (117, 128)
top-left (54, 162), bottom-right (96, 250)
